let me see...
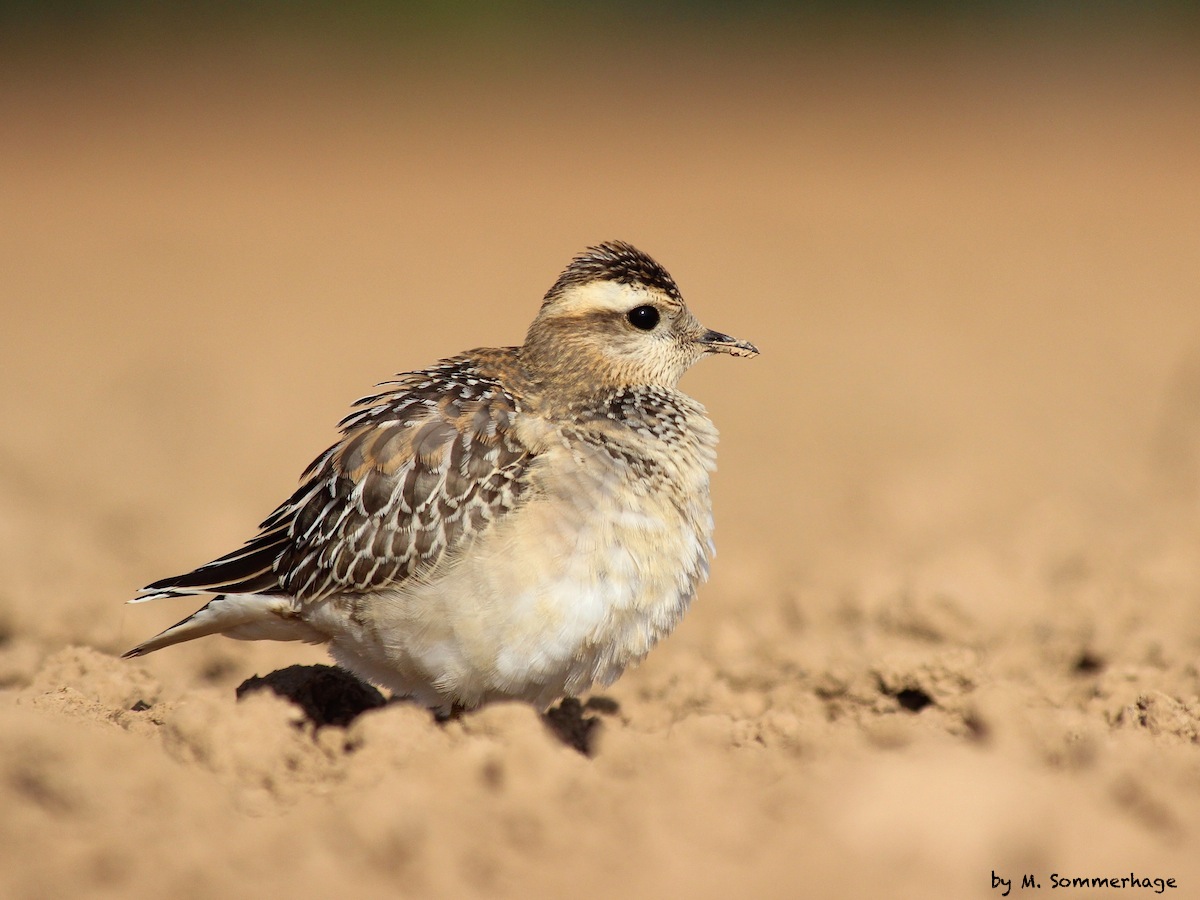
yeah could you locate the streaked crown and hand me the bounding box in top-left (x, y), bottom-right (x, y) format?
top-left (540, 241), bottom-right (683, 309)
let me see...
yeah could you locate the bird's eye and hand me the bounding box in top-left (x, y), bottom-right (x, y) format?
top-left (627, 305), bottom-right (660, 331)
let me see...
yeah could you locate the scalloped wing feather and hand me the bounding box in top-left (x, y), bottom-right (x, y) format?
top-left (138, 357), bottom-right (534, 603)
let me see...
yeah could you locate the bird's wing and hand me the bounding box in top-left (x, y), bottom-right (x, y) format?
top-left (136, 358), bottom-right (535, 603)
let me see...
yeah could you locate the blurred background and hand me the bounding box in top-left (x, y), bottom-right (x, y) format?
top-left (0, 0), bottom-right (1197, 677)
top-left (4, 0), bottom-right (1199, 635)
top-left (3, 3), bottom-right (1200, 898)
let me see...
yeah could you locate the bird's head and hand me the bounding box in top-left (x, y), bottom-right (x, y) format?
top-left (521, 241), bottom-right (758, 395)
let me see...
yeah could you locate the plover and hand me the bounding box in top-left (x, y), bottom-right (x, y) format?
top-left (125, 241), bottom-right (758, 713)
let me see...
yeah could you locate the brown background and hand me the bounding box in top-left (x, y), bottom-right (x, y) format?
top-left (3, 11), bottom-right (1200, 898)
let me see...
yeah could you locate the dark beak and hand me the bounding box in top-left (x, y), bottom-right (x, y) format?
top-left (698, 329), bottom-right (759, 358)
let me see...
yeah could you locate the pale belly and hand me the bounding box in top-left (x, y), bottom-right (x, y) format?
top-left (316, 448), bottom-right (715, 711)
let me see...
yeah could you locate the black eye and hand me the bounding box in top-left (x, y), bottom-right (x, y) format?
top-left (627, 305), bottom-right (660, 331)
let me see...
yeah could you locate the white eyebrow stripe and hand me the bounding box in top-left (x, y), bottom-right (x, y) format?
top-left (545, 280), bottom-right (673, 317)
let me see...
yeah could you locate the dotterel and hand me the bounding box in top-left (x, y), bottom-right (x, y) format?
top-left (125, 241), bottom-right (758, 714)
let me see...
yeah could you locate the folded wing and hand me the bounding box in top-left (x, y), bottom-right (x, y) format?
top-left (137, 360), bottom-right (534, 603)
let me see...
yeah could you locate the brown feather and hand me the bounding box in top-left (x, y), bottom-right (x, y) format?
top-left (141, 353), bottom-right (536, 602)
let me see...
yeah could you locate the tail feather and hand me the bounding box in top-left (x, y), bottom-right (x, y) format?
top-left (139, 529), bottom-right (288, 598)
top-left (122, 593), bottom-right (324, 658)
top-left (128, 588), bottom-right (192, 605)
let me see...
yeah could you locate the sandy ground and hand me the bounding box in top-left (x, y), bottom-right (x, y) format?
top-left (2, 23), bottom-right (1200, 898)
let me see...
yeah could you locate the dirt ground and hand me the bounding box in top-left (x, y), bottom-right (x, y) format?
top-left (3, 21), bottom-right (1200, 899)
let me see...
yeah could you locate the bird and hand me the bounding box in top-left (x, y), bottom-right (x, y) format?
top-left (124, 241), bottom-right (758, 714)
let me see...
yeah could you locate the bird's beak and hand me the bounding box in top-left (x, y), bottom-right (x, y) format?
top-left (698, 329), bottom-right (759, 358)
